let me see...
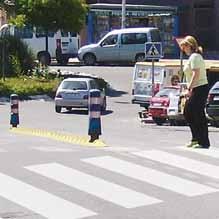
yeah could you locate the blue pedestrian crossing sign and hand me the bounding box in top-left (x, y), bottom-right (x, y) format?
top-left (145, 42), bottom-right (163, 59)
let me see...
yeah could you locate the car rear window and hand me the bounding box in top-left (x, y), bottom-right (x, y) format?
top-left (61, 81), bottom-right (88, 90)
top-left (155, 88), bottom-right (179, 97)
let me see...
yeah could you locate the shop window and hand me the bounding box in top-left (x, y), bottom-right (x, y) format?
top-left (150, 29), bottom-right (161, 42)
top-left (194, 8), bottom-right (213, 28)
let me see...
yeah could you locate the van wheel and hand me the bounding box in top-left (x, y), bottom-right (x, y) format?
top-left (135, 53), bottom-right (145, 62)
top-left (38, 52), bottom-right (51, 66)
top-left (83, 53), bottom-right (96, 65)
top-left (57, 57), bottom-right (69, 65)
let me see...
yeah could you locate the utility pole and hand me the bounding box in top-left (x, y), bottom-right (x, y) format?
top-left (121, 0), bottom-right (126, 29)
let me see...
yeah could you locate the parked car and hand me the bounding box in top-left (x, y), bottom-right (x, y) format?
top-left (55, 77), bottom-right (106, 113)
top-left (148, 86), bottom-right (181, 125)
top-left (78, 27), bottom-right (161, 65)
top-left (206, 81), bottom-right (219, 127)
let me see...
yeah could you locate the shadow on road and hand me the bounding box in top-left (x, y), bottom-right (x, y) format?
top-left (106, 88), bottom-right (128, 97)
top-left (61, 109), bottom-right (113, 116)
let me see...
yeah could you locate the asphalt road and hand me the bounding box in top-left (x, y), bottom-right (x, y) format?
top-left (0, 65), bottom-right (219, 219)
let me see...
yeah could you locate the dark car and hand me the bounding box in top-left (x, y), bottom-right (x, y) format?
top-left (206, 81), bottom-right (219, 127)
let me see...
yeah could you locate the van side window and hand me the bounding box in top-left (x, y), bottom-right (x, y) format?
top-left (135, 33), bottom-right (148, 44)
top-left (61, 31), bottom-right (69, 37)
top-left (121, 33), bottom-right (147, 44)
top-left (150, 30), bottom-right (161, 42)
top-left (121, 33), bottom-right (135, 44)
top-left (14, 25), bottom-right (33, 39)
top-left (101, 34), bottom-right (118, 46)
top-left (70, 32), bottom-right (77, 37)
top-left (36, 27), bottom-right (55, 38)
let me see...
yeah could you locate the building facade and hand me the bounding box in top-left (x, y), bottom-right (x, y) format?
top-left (84, 3), bottom-right (179, 57)
top-left (86, 0), bottom-right (217, 52)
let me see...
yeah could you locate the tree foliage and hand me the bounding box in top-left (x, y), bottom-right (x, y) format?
top-left (15, 0), bottom-right (88, 32)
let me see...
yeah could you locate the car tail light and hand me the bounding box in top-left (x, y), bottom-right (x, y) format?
top-left (163, 100), bottom-right (170, 107)
top-left (83, 95), bottom-right (88, 99)
top-left (208, 94), bottom-right (214, 102)
top-left (56, 92), bottom-right (62, 98)
top-left (56, 39), bottom-right (61, 48)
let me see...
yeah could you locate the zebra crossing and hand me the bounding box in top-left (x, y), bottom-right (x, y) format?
top-left (0, 148), bottom-right (219, 219)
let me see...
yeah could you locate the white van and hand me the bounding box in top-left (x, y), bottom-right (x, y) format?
top-left (78, 27), bottom-right (161, 65)
top-left (132, 60), bottom-right (182, 108)
top-left (0, 24), bottom-right (80, 65)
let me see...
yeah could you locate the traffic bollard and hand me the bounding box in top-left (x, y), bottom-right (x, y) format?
top-left (88, 89), bottom-right (101, 142)
top-left (10, 94), bottom-right (19, 128)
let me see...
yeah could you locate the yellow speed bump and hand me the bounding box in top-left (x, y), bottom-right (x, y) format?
top-left (10, 127), bottom-right (106, 147)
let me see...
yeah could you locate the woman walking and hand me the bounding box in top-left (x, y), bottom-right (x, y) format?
top-left (180, 35), bottom-right (210, 149)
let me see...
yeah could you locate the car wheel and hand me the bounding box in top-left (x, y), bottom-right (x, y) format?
top-left (55, 106), bottom-right (62, 113)
top-left (135, 53), bottom-right (145, 62)
top-left (83, 53), bottom-right (96, 66)
top-left (153, 117), bottom-right (166, 125)
top-left (210, 120), bottom-right (219, 127)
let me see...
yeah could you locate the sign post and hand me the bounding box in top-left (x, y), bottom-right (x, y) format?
top-left (145, 42), bottom-right (163, 96)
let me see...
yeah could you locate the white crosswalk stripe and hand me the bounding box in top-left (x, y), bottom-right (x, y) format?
top-left (25, 163), bottom-right (162, 208)
top-left (0, 172), bottom-right (96, 219)
top-left (132, 150), bottom-right (219, 179)
top-left (0, 149), bottom-right (219, 219)
top-left (177, 146), bottom-right (219, 159)
top-left (83, 156), bottom-right (218, 196)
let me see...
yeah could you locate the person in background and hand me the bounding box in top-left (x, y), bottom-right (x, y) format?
top-left (171, 75), bottom-right (180, 86)
top-left (179, 35), bottom-right (210, 149)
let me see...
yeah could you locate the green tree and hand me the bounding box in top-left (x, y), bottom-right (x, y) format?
top-left (15, 0), bottom-right (88, 33)
top-left (13, 0), bottom-right (88, 65)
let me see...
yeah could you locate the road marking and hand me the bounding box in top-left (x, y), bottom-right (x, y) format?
top-left (10, 127), bottom-right (106, 147)
top-left (177, 147), bottom-right (219, 159)
top-left (0, 172), bottom-right (96, 219)
top-left (32, 146), bottom-right (77, 152)
top-left (83, 156), bottom-right (217, 196)
top-left (26, 163), bottom-right (162, 208)
top-left (133, 150), bottom-right (219, 179)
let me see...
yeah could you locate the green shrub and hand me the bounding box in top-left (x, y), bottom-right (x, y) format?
top-left (0, 76), bottom-right (62, 99)
top-left (0, 35), bottom-right (35, 77)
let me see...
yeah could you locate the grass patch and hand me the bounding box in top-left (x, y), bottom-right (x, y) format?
top-left (0, 76), bottom-right (62, 99)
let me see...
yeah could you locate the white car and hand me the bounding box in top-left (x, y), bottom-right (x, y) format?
top-left (55, 77), bottom-right (106, 113)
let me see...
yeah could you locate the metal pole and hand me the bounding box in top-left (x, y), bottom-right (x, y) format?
top-left (180, 50), bottom-right (184, 82)
top-left (2, 37), bottom-right (5, 81)
top-left (121, 0), bottom-right (126, 29)
top-left (152, 59), bottom-right (155, 96)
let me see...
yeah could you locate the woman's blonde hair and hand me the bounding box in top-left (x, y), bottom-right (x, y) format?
top-left (180, 35), bottom-right (203, 54)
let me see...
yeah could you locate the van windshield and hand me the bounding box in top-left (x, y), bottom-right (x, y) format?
top-left (135, 65), bottom-right (163, 82)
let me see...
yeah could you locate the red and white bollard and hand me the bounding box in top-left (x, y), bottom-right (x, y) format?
top-left (88, 89), bottom-right (102, 142)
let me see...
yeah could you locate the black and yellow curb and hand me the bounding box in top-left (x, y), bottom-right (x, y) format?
top-left (10, 127), bottom-right (106, 147)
